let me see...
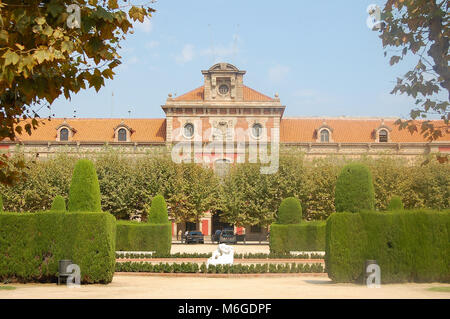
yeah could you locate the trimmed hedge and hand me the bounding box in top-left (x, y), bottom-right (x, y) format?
top-left (270, 221), bottom-right (326, 253)
top-left (116, 220), bottom-right (171, 254)
top-left (51, 195), bottom-right (66, 211)
top-left (148, 195), bottom-right (169, 224)
top-left (0, 211), bottom-right (116, 283)
top-left (325, 210), bottom-right (450, 283)
top-left (387, 195), bottom-right (404, 210)
top-left (115, 252), bottom-right (325, 260)
top-left (68, 159), bottom-right (102, 212)
top-left (115, 262), bottom-right (325, 274)
top-left (335, 163), bottom-right (375, 212)
top-left (277, 197), bottom-right (302, 224)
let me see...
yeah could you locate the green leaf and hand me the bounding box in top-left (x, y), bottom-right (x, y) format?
top-left (35, 17), bottom-right (46, 25)
top-left (3, 50), bottom-right (20, 66)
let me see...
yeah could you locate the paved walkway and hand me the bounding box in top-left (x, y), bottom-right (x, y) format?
top-left (1, 274), bottom-right (448, 299)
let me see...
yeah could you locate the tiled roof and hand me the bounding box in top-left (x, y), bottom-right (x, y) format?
top-left (173, 86), bottom-right (204, 101)
top-left (12, 118), bottom-right (166, 142)
top-left (242, 86), bottom-right (274, 102)
top-left (280, 118), bottom-right (450, 143)
top-left (5, 117), bottom-right (449, 144)
top-left (173, 85), bottom-right (274, 102)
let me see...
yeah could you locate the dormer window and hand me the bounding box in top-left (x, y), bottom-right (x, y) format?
top-left (60, 128), bottom-right (69, 141)
top-left (118, 128), bottom-right (127, 142)
top-left (316, 121), bottom-right (333, 143)
top-left (56, 122), bottom-right (75, 142)
top-left (379, 129), bottom-right (388, 143)
top-left (114, 121), bottom-right (133, 142)
top-left (320, 129), bottom-right (330, 142)
top-left (375, 120), bottom-right (392, 143)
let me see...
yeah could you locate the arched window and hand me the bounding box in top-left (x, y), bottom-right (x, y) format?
top-left (184, 123), bottom-right (194, 138)
top-left (379, 129), bottom-right (388, 142)
top-left (118, 128), bottom-right (127, 142)
top-left (320, 129), bottom-right (330, 142)
top-left (60, 128), bottom-right (69, 141)
top-left (252, 123), bottom-right (263, 138)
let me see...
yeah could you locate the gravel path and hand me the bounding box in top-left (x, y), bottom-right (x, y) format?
top-left (1, 274), bottom-right (449, 299)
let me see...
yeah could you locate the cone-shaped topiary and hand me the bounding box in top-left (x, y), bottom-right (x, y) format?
top-left (68, 159), bottom-right (102, 212)
top-left (335, 163), bottom-right (375, 213)
top-left (148, 195), bottom-right (169, 224)
top-left (51, 195), bottom-right (66, 211)
top-left (276, 197), bottom-right (302, 224)
top-left (387, 195), bottom-right (404, 210)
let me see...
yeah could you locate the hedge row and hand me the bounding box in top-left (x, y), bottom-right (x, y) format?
top-left (115, 252), bottom-right (324, 260)
top-left (0, 211), bottom-right (116, 284)
top-left (269, 221), bottom-right (326, 253)
top-left (116, 220), bottom-right (171, 254)
top-left (325, 210), bottom-right (450, 283)
top-left (115, 262), bottom-right (325, 274)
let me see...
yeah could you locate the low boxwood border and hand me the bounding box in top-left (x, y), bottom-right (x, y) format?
top-left (115, 262), bottom-right (325, 274)
top-left (115, 252), bottom-right (324, 260)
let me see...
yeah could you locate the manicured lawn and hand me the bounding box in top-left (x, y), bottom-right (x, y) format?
top-left (428, 287), bottom-right (450, 293)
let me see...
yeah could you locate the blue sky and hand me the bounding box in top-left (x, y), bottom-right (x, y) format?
top-left (49, 0), bottom-right (420, 120)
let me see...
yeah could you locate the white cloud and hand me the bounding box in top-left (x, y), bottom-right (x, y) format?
top-left (135, 18), bottom-right (153, 33)
top-left (268, 65), bottom-right (290, 83)
top-left (200, 34), bottom-right (242, 63)
top-left (145, 40), bottom-right (160, 49)
top-left (292, 89), bottom-right (334, 106)
top-left (117, 56), bottom-right (139, 71)
top-left (176, 44), bottom-right (195, 64)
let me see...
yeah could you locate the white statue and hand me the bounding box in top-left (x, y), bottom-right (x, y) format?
top-left (207, 244), bottom-right (234, 267)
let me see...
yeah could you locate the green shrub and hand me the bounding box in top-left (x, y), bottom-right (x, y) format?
top-left (335, 163), bottom-right (375, 212)
top-left (270, 221), bottom-right (326, 253)
top-left (325, 209), bottom-right (450, 283)
top-left (68, 159), bottom-right (102, 212)
top-left (115, 261), bottom-right (325, 273)
top-left (116, 220), bottom-right (171, 254)
top-left (148, 194), bottom-right (169, 224)
top-left (0, 211), bottom-right (116, 283)
top-left (277, 197), bottom-right (302, 224)
top-left (50, 195), bottom-right (66, 211)
top-left (387, 195), bottom-right (404, 210)
top-left (0, 194), bottom-right (3, 212)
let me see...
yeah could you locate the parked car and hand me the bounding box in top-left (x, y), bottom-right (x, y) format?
top-left (185, 231), bottom-right (204, 244)
top-left (219, 229), bottom-right (237, 244)
top-left (212, 230), bottom-right (222, 243)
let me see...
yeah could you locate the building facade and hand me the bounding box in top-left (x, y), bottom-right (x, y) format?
top-left (2, 63), bottom-right (449, 240)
